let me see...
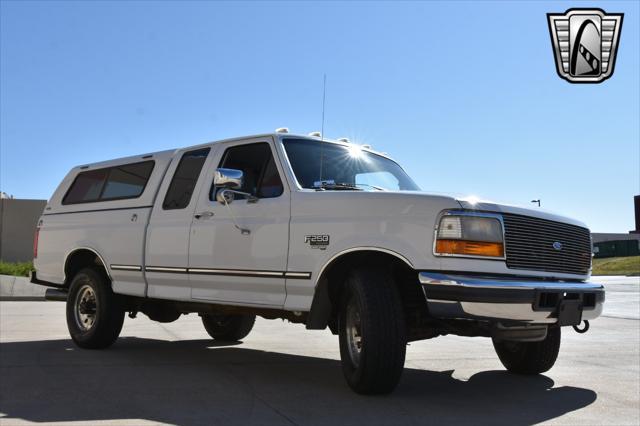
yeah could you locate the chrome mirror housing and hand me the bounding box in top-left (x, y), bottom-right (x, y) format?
top-left (213, 168), bottom-right (258, 205)
top-left (214, 168), bottom-right (243, 190)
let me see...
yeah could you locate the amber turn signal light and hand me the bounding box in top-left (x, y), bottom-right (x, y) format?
top-left (436, 239), bottom-right (504, 258)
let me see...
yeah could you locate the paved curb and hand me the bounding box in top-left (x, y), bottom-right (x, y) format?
top-left (0, 274), bottom-right (47, 301)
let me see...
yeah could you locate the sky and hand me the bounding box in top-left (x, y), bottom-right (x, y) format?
top-left (1, 0), bottom-right (638, 232)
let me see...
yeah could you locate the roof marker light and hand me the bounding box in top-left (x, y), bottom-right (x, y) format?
top-left (337, 137), bottom-right (350, 143)
top-left (275, 127), bottom-right (289, 133)
top-left (361, 144), bottom-right (372, 149)
top-left (308, 131), bottom-right (322, 137)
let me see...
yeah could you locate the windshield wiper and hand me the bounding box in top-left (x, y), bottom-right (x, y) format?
top-left (312, 181), bottom-right (388, 191)
top-left (353, 183), bottom-right (387, 191)
top-left (312, 181), bottom-right (363, 191)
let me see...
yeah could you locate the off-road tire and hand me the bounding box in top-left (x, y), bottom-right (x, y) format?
top-left (338, 267), bottom-right (407, 394)
top-left (201, 314), bottom-right (256, 341)
top-left (66, 267), bottom-right (125, 349)
top-left (493, 326), bottom-right (561, 374)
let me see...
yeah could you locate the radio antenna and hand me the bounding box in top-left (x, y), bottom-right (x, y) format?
top-left (318, 74), bottom-right (327, 184)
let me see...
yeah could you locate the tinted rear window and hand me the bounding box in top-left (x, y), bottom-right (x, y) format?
top-left (101, 162), bottom-right (155, 200)
top-left (62, 161), bottom-right (155, 205)
top-left (163, 148), bottom-right (210, 210)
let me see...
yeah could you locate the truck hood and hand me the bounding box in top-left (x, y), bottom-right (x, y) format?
top-left (297, 190), bottom-right (589, 230)
top-left (456, 197), bottom-right (588, 229)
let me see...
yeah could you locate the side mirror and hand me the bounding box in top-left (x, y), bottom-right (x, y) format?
top-left (214, 168), bottom-right (243, 190)
top-left (213, 168), bottom-right (258, 205)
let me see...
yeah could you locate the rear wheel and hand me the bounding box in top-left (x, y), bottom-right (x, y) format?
top-left (66, 267), bottom-right (125, 349)
top-left (338, 267), bottom-right (406, 394)
top-left (201, 314), bottom-right (255, 341)
top-left (493, 326), bottom-right (561, 374)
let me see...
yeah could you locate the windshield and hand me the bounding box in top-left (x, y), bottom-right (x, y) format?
top-left (282, 138), bottom-right (420, 191)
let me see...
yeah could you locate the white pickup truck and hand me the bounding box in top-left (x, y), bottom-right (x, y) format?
top-left (32, 130), bottom-right (604, 394)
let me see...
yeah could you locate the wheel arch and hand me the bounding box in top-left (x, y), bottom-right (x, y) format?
top-left (306, 247), bottom-right (416, 330)
top-left (63, 247), bottom-right (111, 287)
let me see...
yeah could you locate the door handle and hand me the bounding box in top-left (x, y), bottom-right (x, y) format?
top-left (194, 211), bottom-right (215, 219)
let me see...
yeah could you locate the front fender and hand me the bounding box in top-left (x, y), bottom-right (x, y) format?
top-left (284, 191), bottom-right (459, 312)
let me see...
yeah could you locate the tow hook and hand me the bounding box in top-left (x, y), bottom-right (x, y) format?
top-left (573, 320), bottom-right (590, 334)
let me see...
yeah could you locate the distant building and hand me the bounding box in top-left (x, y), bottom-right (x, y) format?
top-left (592, 233), bottom-right (640, 257)
top-left (591, 233), bottom-right (640, 244)
top-left (632, 195), bottom-right (640, 234)
top-left (0, 198), bottom-right (47, 262)
top-left (592, 237), bottom-right (640, 258)
top-left (592, 196), bottom-right (640, 258)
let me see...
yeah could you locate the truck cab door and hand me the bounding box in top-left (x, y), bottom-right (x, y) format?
top-left (145, 147), bottom-right (215, 300)
top-left (188, 137), bottom-right (290, 306)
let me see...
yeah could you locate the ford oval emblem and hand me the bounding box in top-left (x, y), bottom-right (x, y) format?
top-left (553, 241), bottom-right (563, 251)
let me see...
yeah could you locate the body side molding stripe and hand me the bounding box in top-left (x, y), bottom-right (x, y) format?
top-left (139, 266), bottom-right (311, 279)
top-left (110, 264), bottom-right (143, 271)
top-left (145, 266), bottom-right (188, 273)
top-left (189, 268), bottom-right (284, 278)
top-left (284, 272), bottom-right (312, 279)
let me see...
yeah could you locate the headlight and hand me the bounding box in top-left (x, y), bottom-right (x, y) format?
top-left (435, 213), bottom-right (504, 258)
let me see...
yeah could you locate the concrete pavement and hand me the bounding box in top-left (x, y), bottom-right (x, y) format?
top-left (593, 275), bottom-right (640, 319)
top-left (0, 277), bottom-right (638, 425)
top-left (0, 275), bottom-right (45, 301)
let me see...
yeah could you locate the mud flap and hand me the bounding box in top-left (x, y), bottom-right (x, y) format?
top-left (557, 299), bottom-right (583, 326)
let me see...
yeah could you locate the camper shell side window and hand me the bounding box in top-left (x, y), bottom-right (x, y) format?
top-left (62, 161), bottom-right (155, 205)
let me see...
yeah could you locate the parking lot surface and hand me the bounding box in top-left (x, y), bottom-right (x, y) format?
top-left (1, 277), bottom-right (638, 425)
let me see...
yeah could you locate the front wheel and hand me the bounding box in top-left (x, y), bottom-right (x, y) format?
top-left (493, 326), bottom-right (561, 374)
top-left (338, 267), bottom-right (407, 394)
top-left (66, 267), bottom-right (125, 349)
top-left (201, 314), bottom-right (255, 341)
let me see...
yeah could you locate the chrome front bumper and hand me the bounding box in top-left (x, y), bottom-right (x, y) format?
top-left (419, 272), bottom-right (605, 324)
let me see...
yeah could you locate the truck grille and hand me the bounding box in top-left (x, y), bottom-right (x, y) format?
top-left (503, 214), bottom-right (592, 275)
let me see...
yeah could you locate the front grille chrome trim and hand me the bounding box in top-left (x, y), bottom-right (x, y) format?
top-left (503, 213), bottom-right (591, 275)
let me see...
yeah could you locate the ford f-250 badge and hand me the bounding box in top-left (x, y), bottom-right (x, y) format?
top-left (305, 235), bottom-right (330, 250)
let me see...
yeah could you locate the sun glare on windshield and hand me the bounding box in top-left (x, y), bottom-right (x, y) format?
top-left (282, 138), bottom-right (420, 191)
top-left (347, 144), bottom-right (366, 159)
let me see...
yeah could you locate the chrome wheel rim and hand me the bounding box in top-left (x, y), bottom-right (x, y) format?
top-left (346, 299), bottom-right (363, 367)
top-left (74, 285), bottom-right (97, 331)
